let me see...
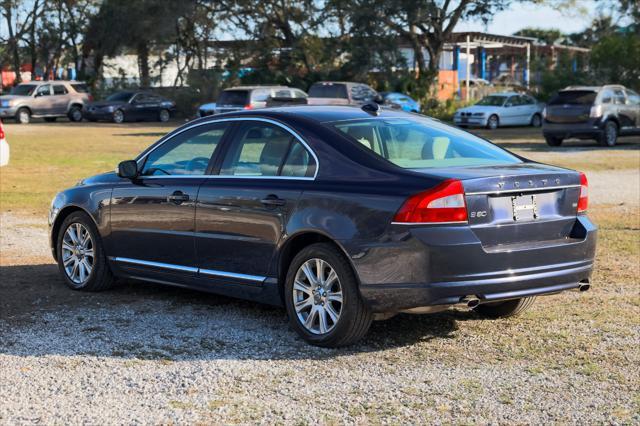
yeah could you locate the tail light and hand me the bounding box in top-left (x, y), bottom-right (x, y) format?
top-left (393, 179), bottom-right (468, 224)
top-left (0, 120), bottom-right (4, 140)
top-left (88, 94), bottom-right (94, 102)
top-left (577, 172), bottom-right (588, 213)
top-left (589, 104), bottom-right (602, 118)
top-left (243, 104), bottom-right (253, 110)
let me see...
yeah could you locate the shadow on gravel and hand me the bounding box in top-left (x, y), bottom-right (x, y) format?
top-left (0, 263), bottom-right (468, 360)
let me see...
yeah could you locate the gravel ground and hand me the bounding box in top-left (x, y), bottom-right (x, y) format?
top-left (1, 143), bottom-right (639, 424)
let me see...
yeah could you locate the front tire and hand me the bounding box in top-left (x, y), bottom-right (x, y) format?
top-left (474, 297), bottom-right (536, 318)
top-left (486, 114), bottom-right (499, 130)
top-left (284, 243), bottom-right (373, 347)
top-left (56, 211), bottom-right (114, 291)
top-left (598, 121), bottom-right (618, 147)
top-left (16, 108), bottom-right (30, 124)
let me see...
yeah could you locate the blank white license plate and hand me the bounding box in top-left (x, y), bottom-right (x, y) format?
top-left (511, 194), bottom-right (538, 221)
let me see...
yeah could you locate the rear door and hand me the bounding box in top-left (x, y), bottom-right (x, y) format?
top-left (108, 122), bottom-right (230, 280)
top-left (51, 84), bottom-right (69, 115)
top-left (195, 119), bottom-right (317, 282)
top-left (613, 89), bottom-right (635, 131)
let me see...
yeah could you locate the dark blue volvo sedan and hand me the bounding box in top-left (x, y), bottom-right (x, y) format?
top-left (49, 105), bottom-right (596, 347)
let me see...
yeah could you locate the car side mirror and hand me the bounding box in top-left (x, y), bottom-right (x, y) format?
top-left (117, 160), bottom-right (139, 179)
top-left (373, 94), bottom-right (384, 104)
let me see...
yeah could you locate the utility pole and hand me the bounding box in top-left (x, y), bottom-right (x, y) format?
top-left (465, 35), bottom-right (471, 102)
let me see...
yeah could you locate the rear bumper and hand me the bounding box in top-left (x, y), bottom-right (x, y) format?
top-left (343, 216), bottom-right (597, 312)
top-left (543, 121), bottom-right (602, 139)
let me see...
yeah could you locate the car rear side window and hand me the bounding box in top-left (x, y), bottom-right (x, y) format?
top-left (332, 117), bottom-right (521, 169)
top-left (218, 90), bottom-right (249, 106)
top-left (140, 124), bottom-right (228, 176)
top-left (308, 84), bottom-right (348, 99)
top-left (71, 83), bottom-right (89, 93)
top-left (220, 123), bottom-right (315, 178)
top-left (549, 91), bottom-right (596, 105)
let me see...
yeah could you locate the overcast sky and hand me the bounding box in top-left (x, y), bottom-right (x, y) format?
top-left (456, 1), bottom-right (601, 35)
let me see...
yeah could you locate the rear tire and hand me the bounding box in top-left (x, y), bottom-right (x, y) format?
top-left (598, 121), bottom-right (618, 147)
top-left (486, 114), bottom-right (499, 130)
top-left (530, 113), bottom-right (542, 127)
top-left (68, 106), bottom-right (83, 122)
top-left (56, 211), bottom-right (114, 292)
top-left (474, 297), bottom-right (536, 318)
top-left (112, 109), bottom-right (125, 124)
top-left (158, 109), bottom-right (170, 122)
top-left (284, 243), bottom-right (373, 347)
top-left (545, 135), bottom-right (563, 146)
top-left (16, 108), bottom-right (30, 124)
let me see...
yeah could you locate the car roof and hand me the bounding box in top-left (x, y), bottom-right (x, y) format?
top-left (225, 86), bottom-right (290, 91)
top-left (18, 80), bottom-right (85, 85)
top-left (200, 105), bottom-right (415, 124)
top-left (485, 92), bottom-right (520, 97)
top-left (562, 85), bottom-right (625, 92)
top-left (310, 81), bottom-right (366, 86)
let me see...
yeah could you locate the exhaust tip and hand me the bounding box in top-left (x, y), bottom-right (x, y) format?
top-left (467, 298), bottom-right (480, 308)
top-left (579, 283), bottom-right (590, 292)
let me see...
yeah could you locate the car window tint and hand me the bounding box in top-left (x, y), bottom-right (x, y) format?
top-left (308, 83), bottom-right (348, 99)
top-left (332, 117), bottom-right (521, 169)
top-left (53, 85), bottom-right (68, 95)
top-left (71, 83), bottom-right (89, 93)
top-left (36, 85), bottom-right (51, 96)
top-left (281, 141), bottom-right (316, 177)
top-left (549, 91), bottom-right (596, 105)
top-left (220, 124), bottom-right (294, 177)
top-left (613, 90), bottom-right (626, 105)
top-left (626, 90), bottom-right (640, 105)
top-left (292, 89), bottom-right (307, 98)
top-left (251, 89), bottom-right (274, 102)
top-left (218, 90), bottom-right (249, 105)
top-left (141, 124), bottom-right (228, 176)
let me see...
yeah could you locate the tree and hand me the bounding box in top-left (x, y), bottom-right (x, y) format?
top-left (345, 0), bottom-right (511, 101)
top-left (590, 33), bottom-right (639, 90)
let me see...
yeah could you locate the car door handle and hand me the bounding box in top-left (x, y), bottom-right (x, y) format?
top-left (260, 195), bottom-right (286, 207)
top-left (167, 191), bottom-right (189, 204)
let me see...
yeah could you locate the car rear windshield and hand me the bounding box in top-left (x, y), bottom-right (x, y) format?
top-left (308, 84), bottom-right (348, 99)
top-left (476, 95), bottom-right (507, 106)
top-left (548, 90), bottom-right (597, 105)
top-left (10, 84), bottom-right (37, 96)
top-left (331, 117), bottom-right (521, 169)
top-left (71, 83), bottom-right (89, 93)
top-left (218, 90), bottom-right (249, 105)
top-left (107, 92), bottom-right (134, 102)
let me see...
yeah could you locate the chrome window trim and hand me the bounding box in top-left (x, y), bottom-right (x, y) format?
top-left (466, 184), bottom-right (579, 196)
top-left (113, 257), bottom-right (266, 283)
top-left (135, 117), bottom-right (319, 180)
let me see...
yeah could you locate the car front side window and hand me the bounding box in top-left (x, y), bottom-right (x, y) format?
top-left (140, 124), bottom-right (228, 176)
top-left (220, 122), bottom-right (315, 178)
top-left (36, 85), bottom-right (51, 97)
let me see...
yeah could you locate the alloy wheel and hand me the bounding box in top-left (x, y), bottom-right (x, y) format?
top-left (159, 110), bottom-right (170, 122)
top-left (71, 108), bottom-right (83, 122)
top-left (113, 110), bottom-right (124, 123)
top-left (488, 115), bottom-right (498, 130)
top-left (18, 110), bottom-right (30, 124)
top-left (61, 223), bottom-right (94, 285)
top-left (605, 122), bottom-right (617, 146)
top-left (293, 258), bottom-right (343, 335)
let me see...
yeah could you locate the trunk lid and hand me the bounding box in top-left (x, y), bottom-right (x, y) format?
top-left (413, 163), bottom-right (582, 248)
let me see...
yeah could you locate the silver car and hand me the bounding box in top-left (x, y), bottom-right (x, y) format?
top-left (454, 93), bottom-right (544, 129)
top-left (0, 81), bottom-right (91, 124)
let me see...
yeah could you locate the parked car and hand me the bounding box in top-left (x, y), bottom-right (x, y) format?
top-left (454, 93), bottom-right (543, 129)
top-left (49, 105), bottom-right (596, 347)
top-left (380, 92), bottom-right (420, 113)
top-left (0, 80), bottom-right (91, 124)
top-left (198, 86), bottom-right (295, 117)
top-left (83, 91), bottom-right (176, 123)
top-left (265, 88), bottom-right (308, 107)
top-left (542, 85), bottom-right (640, 147)
top-left (0, 119), bottom-right (8, 167)
top-left (307, 81), bottom-right (381, 106)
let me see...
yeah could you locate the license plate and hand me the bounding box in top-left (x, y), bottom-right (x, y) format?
top-left (511, 194), bottom-right (538, 221)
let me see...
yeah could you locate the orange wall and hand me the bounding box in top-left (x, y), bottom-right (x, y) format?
top-left (437, 70), bottom-right (458, 101)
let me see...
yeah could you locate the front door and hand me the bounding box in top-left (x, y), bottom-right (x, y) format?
top-left (108, 122), bottom-right (230, 280)
top-left (195, 120), bottom-right (317, 283)
top-left (32, 84), bottom-right (52, 115)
